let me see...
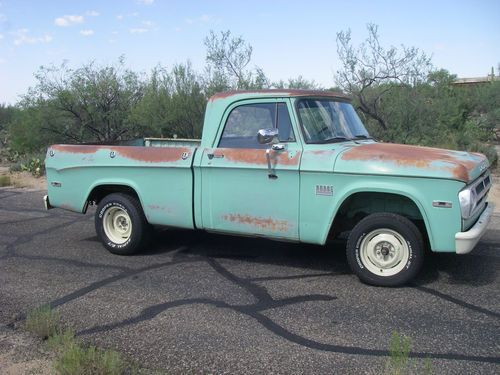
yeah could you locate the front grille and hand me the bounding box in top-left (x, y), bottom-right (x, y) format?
top-left (471, 171), bottom-right (492, 217)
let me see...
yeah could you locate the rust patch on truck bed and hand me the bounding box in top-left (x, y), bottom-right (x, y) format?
top-left (341, 143), bottom-right (482, 181)
top-left (219, 149), bottom-right (301, 166)
top-left (222, 214), bottom-right (290, 232)
top-left (115, 146), bottom-right (190, 163)
top-left (51, 145), bottom-right (97, 154)
top-left (51, 145), bottom-right (190, 163)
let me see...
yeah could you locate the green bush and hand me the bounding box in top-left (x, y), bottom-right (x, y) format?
top-left (20, 156), bottom-right (44, 177)
top-left (469, 143), bottom-right (498, 167)
top-left (9, 151), bottom-right (46, 176)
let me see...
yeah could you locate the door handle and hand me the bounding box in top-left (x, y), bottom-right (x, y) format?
top-left (207, 153), bottom-right (224, 160)
top-left (266, 149), bottom-right (278, 179)
top-left (272, 144), bottom-right (285, 151)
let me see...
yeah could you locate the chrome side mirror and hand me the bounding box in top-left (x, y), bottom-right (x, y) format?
top-left (257, 128), bottom-right (279, 144)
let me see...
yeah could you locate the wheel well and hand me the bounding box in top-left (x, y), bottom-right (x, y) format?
top-left (329, 192), bottom-right (429, 245)
top-left (86, 185), bottom-right (140, 211)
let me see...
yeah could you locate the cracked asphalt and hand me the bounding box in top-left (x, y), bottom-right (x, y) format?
top-left (0, 188), bottom-right (499, 374)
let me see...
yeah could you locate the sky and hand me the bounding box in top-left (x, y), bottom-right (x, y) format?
top-left (0, 0), bottom-right (499, 104)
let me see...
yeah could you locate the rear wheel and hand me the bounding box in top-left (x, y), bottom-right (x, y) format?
top-left (346, 213), bottom-right (424, 286)
top-left (95, 193), bottom-right (151, 255)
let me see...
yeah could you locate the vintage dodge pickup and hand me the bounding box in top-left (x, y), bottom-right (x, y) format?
top-left (44, 90), bottom-right (494, 286)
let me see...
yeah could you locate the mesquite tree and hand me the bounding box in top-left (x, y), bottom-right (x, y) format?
top-left (335, 23), bottom-right (432, 130)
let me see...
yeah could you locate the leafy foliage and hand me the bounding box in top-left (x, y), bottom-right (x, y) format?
top-left (129, 62), bottom-right (206, 138)
top-left (0, 103), bottom-right (17, 146)
top-left (24, 57), bottom-right (144, 142)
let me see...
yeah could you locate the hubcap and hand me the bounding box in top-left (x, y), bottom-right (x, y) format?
top-left (103, 206), bottom-right (132, 244)
top-left (359, 229), bottom-right (409, 277)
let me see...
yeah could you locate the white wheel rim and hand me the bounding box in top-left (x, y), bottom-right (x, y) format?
top-left (103, 206), bottom-right (132, 244)
top-left (359, 229), bottom-right (409, 277)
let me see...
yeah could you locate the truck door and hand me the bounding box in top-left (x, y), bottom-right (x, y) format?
top-left (199, 99), bottom-right (301, 240)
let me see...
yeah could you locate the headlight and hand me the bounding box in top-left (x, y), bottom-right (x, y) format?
top-left (458, 188), bottom-right (475, 218)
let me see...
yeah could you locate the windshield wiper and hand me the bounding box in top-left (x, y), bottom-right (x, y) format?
top-left (321, 136), bottom-right (350, 144)
top-left (353, 134), bottom-right (373, 140)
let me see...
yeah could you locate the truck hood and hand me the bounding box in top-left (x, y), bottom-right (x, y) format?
top-left (335, 143), bottom-right (489, 183)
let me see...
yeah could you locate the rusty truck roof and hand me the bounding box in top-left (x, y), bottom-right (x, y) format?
top-left (208, 89), bottom-right (350, 102)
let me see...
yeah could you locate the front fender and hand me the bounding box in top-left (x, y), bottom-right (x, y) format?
top-left (299, 172), bottom-right (464, 252)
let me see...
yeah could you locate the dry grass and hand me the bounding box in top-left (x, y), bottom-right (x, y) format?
top-left (0, 174), bottom-right (11, 187)
top-left (23, 306), bottom-right (146, 374)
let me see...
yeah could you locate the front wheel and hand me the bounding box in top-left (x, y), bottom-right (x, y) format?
top-left (95, 193), bottom-right (151, 255)
top-left (346, 213), bottom-right (424, 286)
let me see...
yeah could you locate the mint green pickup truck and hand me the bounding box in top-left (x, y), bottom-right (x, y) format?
top-left (44, 90), bottom-right (494, 286)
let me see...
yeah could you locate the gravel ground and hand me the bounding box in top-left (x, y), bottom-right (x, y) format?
top-left (0, 188), bottom-right (499, 374)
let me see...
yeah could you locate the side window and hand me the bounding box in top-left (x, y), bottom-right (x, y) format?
top-left (219, 103), bottom-right (275, 149)
top-left (218, 102), bottom-right (296, 149)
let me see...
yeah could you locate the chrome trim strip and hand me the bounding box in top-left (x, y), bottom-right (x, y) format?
top-left (432, 201), bottom-right (452, 208)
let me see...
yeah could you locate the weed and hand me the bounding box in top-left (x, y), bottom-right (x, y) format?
top-left (53, 342), bottom-right (126, 375)
top-left (385, 331), bottom-right (433, 375)
top-left (24, 305), bottom-right (60, 339)
top-left (387, 330), bottom-right (411, 374)
top-left (47, 328), bottom-right (77, 354)
top-left (49, 329), bottom-right (129, 374)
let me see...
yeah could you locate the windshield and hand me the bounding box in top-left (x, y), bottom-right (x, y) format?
top-left (297, 99), bottom-right (370, 143)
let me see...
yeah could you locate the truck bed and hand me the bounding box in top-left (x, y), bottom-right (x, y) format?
top-left (45, 138), bottom-right (199, 229)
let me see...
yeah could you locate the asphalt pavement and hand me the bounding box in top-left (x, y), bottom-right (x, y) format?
top-left (0, 188), bottom-right (499, 374)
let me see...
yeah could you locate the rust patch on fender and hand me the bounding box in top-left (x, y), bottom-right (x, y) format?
top-left (450, 165), bottom-right (469, 182)
top-left (50, 144), bottom-right (191, 163)
top-left (218, 149), bottom-right (301, 166)
top-left (222, 214), bottom-right (290, 232)
top-left (209, 89), bottom-right (350, 102)
top-left (341, 143), bottom-right (483, 181)
top-left (310, 150), bottom-right (335, 155)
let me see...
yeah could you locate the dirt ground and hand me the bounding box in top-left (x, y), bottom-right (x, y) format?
top-left (0, 325), bottom-right (53, 375)
top-left (0, 168), bottom-right (47, 191)
top-left (488, 174), bottom-right (500, 212)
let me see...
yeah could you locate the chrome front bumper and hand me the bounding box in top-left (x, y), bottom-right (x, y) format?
top-left (455, 203), bottom-right (494, 254)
